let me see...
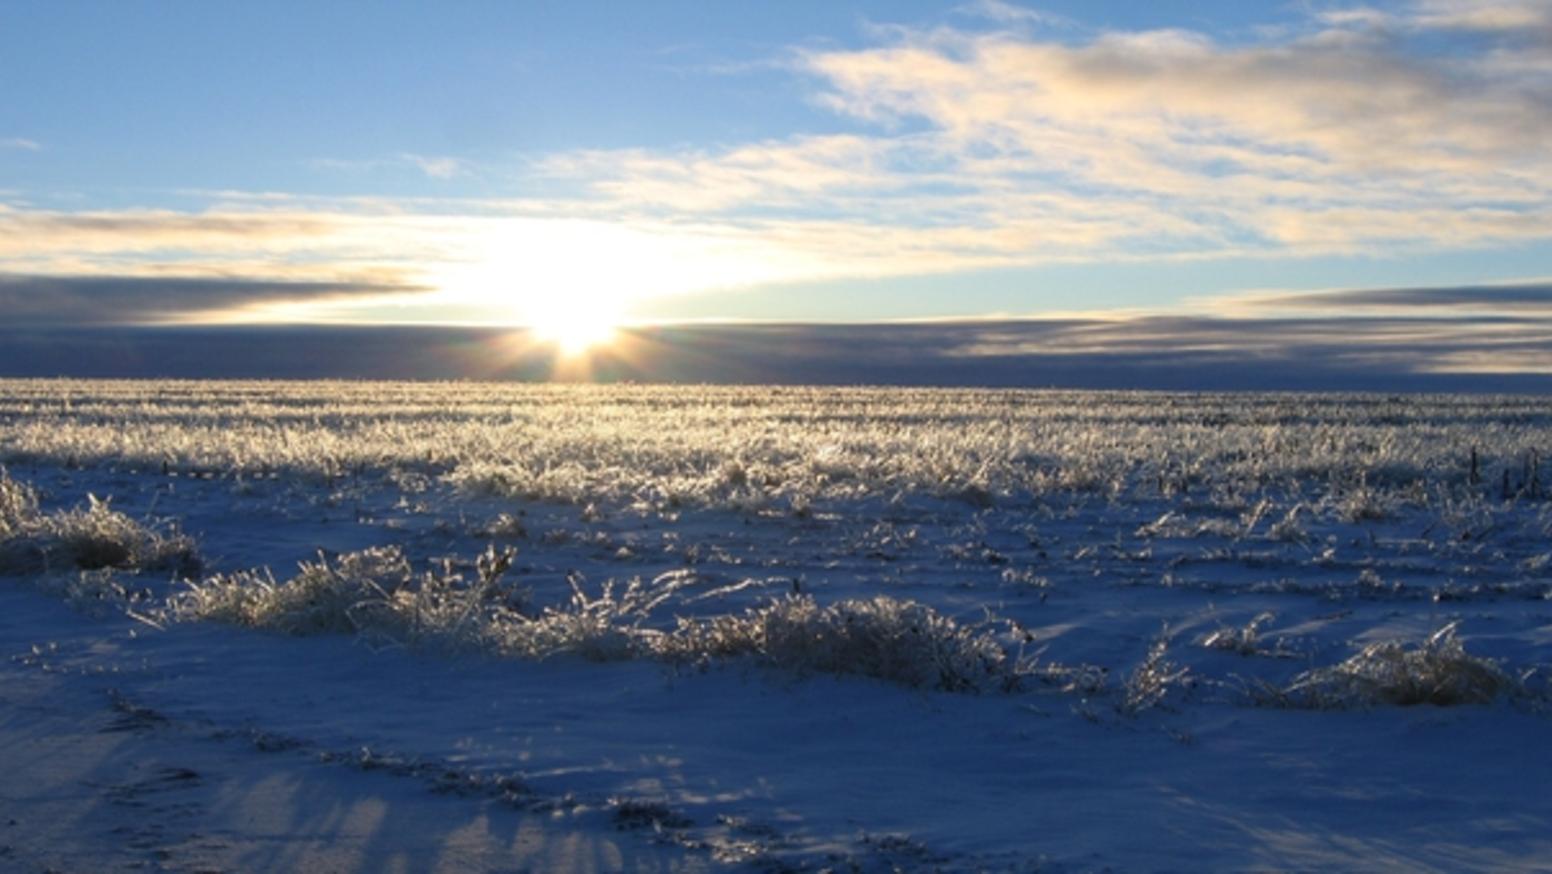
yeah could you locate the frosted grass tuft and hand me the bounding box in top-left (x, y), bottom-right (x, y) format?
top-left (172, 546), bottom-right (1030, 691)
top-left (659, 594), bottom-right (1027, 692)
top-left (0, 468), bottom-right (198, 576)
top-left (1260, 622), bottom-right (1521, 708)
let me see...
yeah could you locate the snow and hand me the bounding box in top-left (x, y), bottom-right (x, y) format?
top-left (2, 382), bottom-right (1551, 871)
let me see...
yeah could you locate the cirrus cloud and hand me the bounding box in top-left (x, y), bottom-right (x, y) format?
top-left (536, 0), bottom-right (1552, 270)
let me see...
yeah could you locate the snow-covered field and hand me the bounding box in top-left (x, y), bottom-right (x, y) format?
top-left (3, 380), bottom-right (1551, 872)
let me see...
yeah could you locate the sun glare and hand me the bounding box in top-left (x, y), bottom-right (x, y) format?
top-left (528, 300), bottom-right (619, 356)
top-left (427, 217), bottom-right (814, 350)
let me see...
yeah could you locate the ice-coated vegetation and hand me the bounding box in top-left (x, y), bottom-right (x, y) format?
top-left (173, 545), bottom-right (673, 660)
top-left (172, 544), bottom-right (1030, 691)
top-left (659, 594), bottom-right (1027, 692)
top-left (6, 380), bottom-right (1552, 870)
top-left (1262, 622), bottom-right (1525, 709)
top-left (0, 467), bottom-right (197, 576)
top-left (3, 381), bottom-right (1549, 709)
top-left (3, 380), bottom-right (1551, 513)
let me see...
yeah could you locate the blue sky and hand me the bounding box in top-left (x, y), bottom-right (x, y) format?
top-left (3, 0), bottom-right (1552, 371)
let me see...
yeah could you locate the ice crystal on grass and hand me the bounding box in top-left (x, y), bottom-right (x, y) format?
top-left (172, 546), bottom-right (415, 636)
top-left (1266, 504), bottom-right (1310, 543)
top-left (1330, 475), bottom-right (1392, 523)
top-left (0, 469), bottom-right (41, 538)
top-left (1201, 612), bottom-right (1277, 656)
top-left (1118, 633), bottom-right (1191, 715)
top-left (175, 545), bottom-right (1030, 692)
top-left (173, 547), bottom-right (690, 661)
top-left (27, 568), bottom-right (160, 620)
top-left (172, 545), bottom-right (537, 654)
top-left (1262, 623), bottom-right (1519, 708)
top-left (478, 512), bottom-right (528, 541)
top-left (0, 469), bottom-right (198, 576)
top-left (659, 595), bottom-right (1026, 693)
top-left (11, 382), bottom-right (1545, 515)
top-left (500, 571), bottom-right (686, 662)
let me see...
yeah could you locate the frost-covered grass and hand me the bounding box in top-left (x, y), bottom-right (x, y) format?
top-left (169, 539), bottom-right (1547, 712)
top-left (4, 380), bottom-right (1552, 516)
top-left (170, 546), bottom-right (416, 637)
top-left (171, 545), bottom-right (1030, 691)
top-left (1260, 623), bottom-right (1524, 709)
top-left (170, 546), bottom-right (551, 655)
top-left (1201, 612), bottom-right (1279, 657)
top-left (0, 468), bottom-right (198, 576)
top-left (660, 594), bottom-right (1028, 692)
top-left (1117, 632), bottom-right (1191, 715)
top-left (10, 383), bottom-right (1552, 871)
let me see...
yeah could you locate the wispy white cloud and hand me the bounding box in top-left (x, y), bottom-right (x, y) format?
top-left (525, 0), bottom-right (1552, 279)
top-left (953, 0), bottom-right (1072, 29)
top-left (1407, 0), bottom-right (1552, 32)
top-left (308, 152), bottom-right (472, 180)
top-left (0, 137), bottom-right (41, 151)
top-left (399, 153), bottom-right (469, 179)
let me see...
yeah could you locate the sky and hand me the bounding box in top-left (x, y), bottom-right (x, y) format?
top-left (3, 0), bottom-right (1552, 384)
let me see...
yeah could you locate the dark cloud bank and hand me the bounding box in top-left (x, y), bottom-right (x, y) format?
top-left (0, 318), bottom-right (1549, 392)
top-left (0, 273), bottom-right (425, 326)
top-left (1245, 282), bottom-right (1552, 313)
top-left (2, 276), bottom-right (1549, 390)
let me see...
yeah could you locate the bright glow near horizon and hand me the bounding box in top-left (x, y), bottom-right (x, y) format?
top-left (414, 217), bottom-right (842, 335)
top-left (526, 296), bottom-right (621, 355)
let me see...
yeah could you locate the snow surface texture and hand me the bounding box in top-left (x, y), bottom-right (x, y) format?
top-left (2, 380), bottom-right (1551, 872)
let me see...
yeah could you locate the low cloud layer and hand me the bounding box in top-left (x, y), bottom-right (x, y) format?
top-left (1220, 281), bottom-right (1552, 315)
top-left (1, 310), bottom-right (1547, 390)
top-left (0, 274), bottom-right (429, 326)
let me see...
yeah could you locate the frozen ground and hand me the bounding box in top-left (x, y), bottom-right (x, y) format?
top-left (2, 382), bottom-right (1551, 872)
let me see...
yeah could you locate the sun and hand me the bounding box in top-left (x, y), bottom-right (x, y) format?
top-left (527, 298), bottom-right (620, 357)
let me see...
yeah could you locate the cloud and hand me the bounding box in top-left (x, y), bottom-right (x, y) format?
top-left (2, 313), bottom-right (1549, 388)
top-left (803, 18), bottom-right (1551, 177)
top-left (1216, 280), bottom-right (1552, 315)
top-left (531, 1), bottom-right (1552, 274)
top-left (9, 3), bottom-right (1552, 328)
top-left (308, 153), bottom-right (471, 180)
top-left (2, 200), bottom-right (1003, 325)
top-left (934, 311), bottom-right (1552, 380)
top-left (0, 138), bottom-right (41, 151)
top-left (399, 154), bottom-right (468, 179)
top-left (1407, 0), bottom-right (1552, 32)
top-left (0, 207), bottom-right (473, 314)
top-left (0, 208), bottom-right (339, 256)
top-left (0, 273), bottom-right (431, 326)
top-left (954, 1), bottom-right (1072, 28)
